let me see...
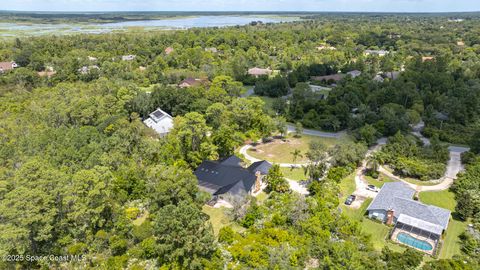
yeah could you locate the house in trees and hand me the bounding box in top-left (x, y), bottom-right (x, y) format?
top-left (143, 108), bottom-right (174, 137)
top-left (164, 47), bottom-right (174, 55)
top-left (310, 73), bottom-right (346, 84)
top-left (205, 47), bottom-right (218, 53)
top-left (178, 77), bottom-right (210, 88)
top-left (248, 67), bottom-right (272, 77)
top-left (78, 65), bottom-right (99, 75)
top-left (364, 49), bottom-right (389, 57)
top-left (122, 55), bottom-right (136, 61)
top-left (367, 182), bottom-right (450, 255)
top-left (347, 70), bottom-right (362, 78)
top-left (195, 155), bottom-right (272, 204)
top-left (316, 45), bottom-right (336, 51)
top-left (0, 61), bottom-right (18, 74)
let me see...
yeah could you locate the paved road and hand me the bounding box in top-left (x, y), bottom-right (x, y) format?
top-left (372, 123), bottom-right (470, 192)
top-left (286, 124), bottom-right (344, 138)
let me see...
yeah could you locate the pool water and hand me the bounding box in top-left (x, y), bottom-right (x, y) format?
top-left (396, 233), bottom-right (433, 251)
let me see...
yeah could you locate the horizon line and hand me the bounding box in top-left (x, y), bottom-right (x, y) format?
top-left (1, 10), bottom-right (480, 14)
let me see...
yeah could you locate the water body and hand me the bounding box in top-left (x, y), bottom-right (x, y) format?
top-left (0, 15), bottom-right (298, 37)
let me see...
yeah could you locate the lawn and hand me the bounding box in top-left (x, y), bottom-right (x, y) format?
top-left (202, 205), bottom-right (245, 235)
top-left (280, 167), bottom-right (305, 181)
top-left (247, 134), bottom-right (341, 164)
top-left (419, 189), bottom-right (466, 259)
top-left (419, 190), bottom-right (457, 212)
top-left (339, 173), bottom-right (356, 202)
top-left (339, 192), bottom-right (406, 253)
top-left (439, 219), bottom-right (467, 259)
top-left (364, 173), bottom-right (395, 188)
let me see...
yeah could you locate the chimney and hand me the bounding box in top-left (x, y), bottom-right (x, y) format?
top-left (386, 209), bottom-right (395, 225)
top-left (254, 171), bottom-right (262, 193)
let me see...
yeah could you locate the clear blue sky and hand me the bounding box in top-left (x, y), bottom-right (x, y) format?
top-left (2, 0), bottom-right (479, 12)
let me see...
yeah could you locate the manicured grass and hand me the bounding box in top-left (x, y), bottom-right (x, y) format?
top-left (202, 206), bottom-right (245, 235)
top-left (247, 134), bottom-right (341, 164)
top-left (439, 219), bottom-right (467, 259)
top-left (364, 173), bottom-right (395, 188)
top-left (419, 190), bottom-right (457, 212)
top-left (342, 198), bottom-right (373, 221)
top-left (280, 167), bottom-right (305, 181)
top-left (419, 189), bottom-right (466, 259)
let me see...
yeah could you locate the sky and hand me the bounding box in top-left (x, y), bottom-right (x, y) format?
top-left (2, 0), bottom-right (480, 13)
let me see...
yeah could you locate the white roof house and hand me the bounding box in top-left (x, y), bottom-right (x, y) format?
top-left (347, 70), bottom-right (362, 78)
top-left (122, 55), bottom-right (136, 61)
top-left (364, 49), bottom-right (389, 57)
top-left (143, 108), bottom-right (174, 137)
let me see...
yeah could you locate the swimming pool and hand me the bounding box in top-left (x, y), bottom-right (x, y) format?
top-left (396, 233), bottom-right (433, 251)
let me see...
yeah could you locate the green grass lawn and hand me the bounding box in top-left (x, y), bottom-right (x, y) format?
top-left (364, 173), bottom-right (395, 188)
top-left (202, 206), bottom-right (245, 236)
top-left (247, 134), bottom-right (341, 164)
top-left (439, 219), bottom-right (467, 259)
top-left (419, 189), bottom-right (467, 259)
top-left (419, 190), bottom-right (457, 212)
top-left (280, 167), bottom-right (305, 181)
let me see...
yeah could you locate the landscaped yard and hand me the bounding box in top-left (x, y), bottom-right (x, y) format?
top-left (364, 173), bottom-right (395, 188)
top-left (419, 189), bottom-right (466, 259)
top-left (280, 167), bottom-right (305, 181)
top-left (202, 205), bottom-right (245, 235)
top-left (419, 190), bottom-right (457, 212)
top-left (247, 134), bottom-right (342, 164)
top-left (439, 219), bottom-right (467, 259)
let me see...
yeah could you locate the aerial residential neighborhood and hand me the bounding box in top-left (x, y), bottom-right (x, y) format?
top-left (1, 1), bottom-right (480, 269)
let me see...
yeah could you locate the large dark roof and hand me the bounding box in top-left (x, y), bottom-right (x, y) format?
top-left (248, 160), bottom-right (272, 175)
top-left (194, 155), bottom-right (271, 197)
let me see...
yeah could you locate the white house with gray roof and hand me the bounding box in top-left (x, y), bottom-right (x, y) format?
top-left (143, 108), bottom-right (174, 137)
top-left (367, 182), bottom-right (450, 233)
top-left (367, 182), bottom-right (450, 254)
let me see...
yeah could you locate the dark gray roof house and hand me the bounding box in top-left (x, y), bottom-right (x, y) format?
top-left (367, 182), bottom-right (450, 236)
top-left (195, 155), bottom-right (272, 199)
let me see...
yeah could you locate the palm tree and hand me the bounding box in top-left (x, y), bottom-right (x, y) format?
top-left (367, 152), bottom-right (384, 173)
top-left (291, 149), bottom-right (302, 163)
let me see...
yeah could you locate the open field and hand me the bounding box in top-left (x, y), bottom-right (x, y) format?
top-left (439, 219), bottom-right (467, 259)
top-left (247, 134), bottom-right (344, 164)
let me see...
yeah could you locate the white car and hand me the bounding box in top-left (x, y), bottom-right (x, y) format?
top-left (366, 185), bottom-right (380, 192)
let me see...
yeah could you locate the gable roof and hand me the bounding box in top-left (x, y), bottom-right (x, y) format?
top-left (248, 67), bottom-right (272, 76)
top-left (195, 155), bottom-right (271, 198)
top-left (178, 77), bottom-right (209, 88)
top-left (0, 61), bottom-right (16, 72)
top-left (367, 182), bottom-right (450, 231)
top-left (248, 160), bottom-right (272, 175)
top-left (143, 108), bottom-right (174, 136)
top-left (219, 155), bottom-right (243, 167)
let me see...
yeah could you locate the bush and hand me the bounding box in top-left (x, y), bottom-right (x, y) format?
top-left (218, 226), bottom-right (235, 244)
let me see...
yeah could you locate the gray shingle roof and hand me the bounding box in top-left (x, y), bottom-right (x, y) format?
top-left (248, 160), bottom-right (272, 175)
top-left (367, 182), bottom-right (450, 231)
top-left (195, 155), bottom-right (268, 197)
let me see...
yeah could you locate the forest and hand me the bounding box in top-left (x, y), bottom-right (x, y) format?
top-left (0, 13), bottom-right (479, 269)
